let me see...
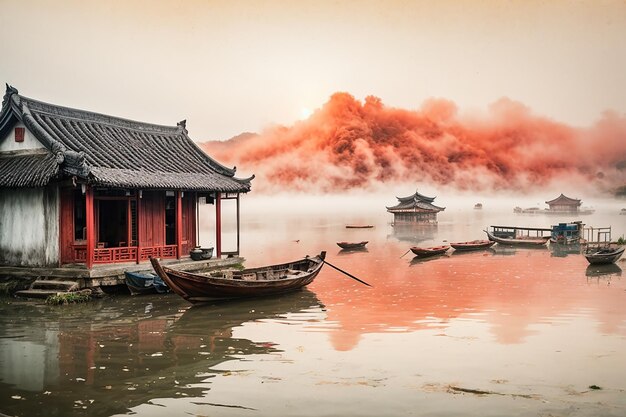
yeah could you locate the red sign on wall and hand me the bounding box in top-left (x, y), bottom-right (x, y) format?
top-left (15, 127), bottom-right (25, 142)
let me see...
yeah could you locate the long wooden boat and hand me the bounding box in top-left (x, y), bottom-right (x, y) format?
top-left (124, 271), bottom-right (169, 295)
top-left (484, 230), bottom-right (550, 246)
top-left (584, 246), bottom-right (625, 265)
top-left (345, 225), bottom-right (374, 229)
top-left (150, 252), bottom-right (326, 303)
top-left (450, 240), bottom-right (495, 251)
top-left (410, 245), bottom-right (450, 258)
top-left (337, 241), bottom-right (368, 249)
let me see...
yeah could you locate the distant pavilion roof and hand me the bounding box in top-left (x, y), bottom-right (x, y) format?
top-left (545, 194), bottom-right (581, 206)
top-left (386, 190), bottom-right (445, 213)
top-left (0, 84), bottom-right (253, 191)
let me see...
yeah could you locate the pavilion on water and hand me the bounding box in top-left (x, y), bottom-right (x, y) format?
top-left (386, 190), bottom-right (445, 224)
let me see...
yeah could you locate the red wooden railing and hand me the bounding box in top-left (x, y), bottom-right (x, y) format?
top-left (72, 245), bottom-right (177, 264)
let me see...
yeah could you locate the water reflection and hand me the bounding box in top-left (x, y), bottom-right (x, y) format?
top-left (449, 248), bottom-right (496, 257)
top-left (585, 263), bottom-right (622, 279)
top-left (491, 244), bottom-right (549, 256)
top-left (409, 253), bottom-right (450, 265)
top-left (0, 291), bottom-right (322, 417)
top-left (337, 247), bottom-right (369, 256)
top-left (550, 243), bottom-right (582, 258)
top-left (387, 223), bottom-right (436, 243)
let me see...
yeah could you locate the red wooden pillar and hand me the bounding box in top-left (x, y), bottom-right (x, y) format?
top-left (236, 193), bottom-right (240, 255)
top-left (215, 192), bottom-right (222, 258)
top-left (85, 186), bottom-right (95, 269)
top-left (136, 192), bottom-right (141, 264)
top-left (176, 191), bottom-right (183, 259)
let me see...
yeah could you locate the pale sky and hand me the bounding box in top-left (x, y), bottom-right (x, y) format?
top-left (1, 0), bottom-right (625, 140)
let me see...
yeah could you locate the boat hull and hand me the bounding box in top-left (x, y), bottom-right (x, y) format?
top-left (450, 240), bottom-right (495, 251)
top-left (584, 246), bottom-right (625, 265)
top-left (150, 252), bottom-right (326, 303)
top-left (410, 246), bottom-right (450, 258)
top-left (337, 241), bottom-right (368, 249)
top-left (485, 230), bottom-right (550, 247)
top-left (125, 271), bottom-right (169, 295)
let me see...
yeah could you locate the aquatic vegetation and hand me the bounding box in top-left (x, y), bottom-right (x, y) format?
top-left (45, 291), bottom-right (91, 305)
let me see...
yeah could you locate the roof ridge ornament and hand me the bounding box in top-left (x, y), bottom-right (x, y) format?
top-left (177, 119), bottom-right (187, 133)
top-left (2, 84), bottom-right (18, 109)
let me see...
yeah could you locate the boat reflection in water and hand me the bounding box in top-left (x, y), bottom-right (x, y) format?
top-left (550, 243), bottom-right (582, 258)
top-left (0, 291), bottom-right (323, 417)
top-left (585, 263), bottom-right (623, 280)
top-left (491, 245), bottom-right (549, 256)
top-left (450, 247), bottom-right (496, 257)
top-left (337, 247), bottom-right (369, 256)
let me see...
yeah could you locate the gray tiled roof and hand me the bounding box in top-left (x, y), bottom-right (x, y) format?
top-left (386, 190), bottom-right (445, 212)
top-left (0, 85), bottom-right (252, 192)
top-left (0, 152), bottom-right (59, 187)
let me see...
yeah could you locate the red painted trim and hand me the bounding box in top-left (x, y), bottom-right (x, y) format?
top-left (136, 194), bottom-right (141, 264)
top-left (176, 191), bottom-right (183, 259)
top-left (216, 193), bottom-right (222, 258)
top-left (85, 186), bottom-right (95, 269)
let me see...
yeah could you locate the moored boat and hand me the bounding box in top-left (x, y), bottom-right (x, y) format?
top-left (337, 241), bottom-right (368, 249)
top-left (584, 246), bottom-right (625, 265)
top-left (410, 245), bottom-right (450, 258)
top-left (125, 271), bottom-right (169, 295)
top-left (150, 252), bottom-right (326, 303)
top-left (346, 225), bottom-right (374, 229)
top-left (450, 240), bottom-right (495, 251)
top-left (484, 227), bottom-right (551, 247)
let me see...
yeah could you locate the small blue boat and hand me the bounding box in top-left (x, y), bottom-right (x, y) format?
top-left (125, 271), bottom-right (169, 295)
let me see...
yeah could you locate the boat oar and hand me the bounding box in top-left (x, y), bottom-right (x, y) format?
top-left (399, 249), bottom-right (411, 259)
top-left (322, 259), bottom-right (372, 287)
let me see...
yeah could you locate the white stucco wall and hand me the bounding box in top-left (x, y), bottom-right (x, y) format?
top-left (0, 122), bottom-right (44, 152)
top-left (0, 187), bottom-right (59, 266)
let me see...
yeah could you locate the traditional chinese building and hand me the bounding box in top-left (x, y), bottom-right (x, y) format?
top-left (386, 190), bottom-right (445, 224)
top-left (545, 194), bottom-right (582, 213)
top-left (0, 85), bottom-right (252, 273)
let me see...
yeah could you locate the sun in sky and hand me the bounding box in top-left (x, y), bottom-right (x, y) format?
top-left (299, 107), bottom-right (314, 120)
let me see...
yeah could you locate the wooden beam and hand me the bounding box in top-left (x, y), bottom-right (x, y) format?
top-left (216, 192), bottom-right (222, 258)
top-left (176, 191), bottom-right (183, 259)
top-left (85, 186), bottom-right (94, 269)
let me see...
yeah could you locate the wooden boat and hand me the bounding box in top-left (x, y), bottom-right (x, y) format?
top-left (450, 240), bottom-right (495, 251)
top-left (410, 245), bottom-right (450, 258)
top-left (474, 203), bottom-right (483, 210)
top-left (484, 229), bottom-right (550, 247)
top-left (337, 241), bottom-right (368, 249)
top-left (584, 246), bottom-right (625, 265)
top-left (150, 252), bottom-right (326, 303)
top-left (124, 271), bottom-right (169, 295)
top-left (345, 225), bottom-right (374, 229)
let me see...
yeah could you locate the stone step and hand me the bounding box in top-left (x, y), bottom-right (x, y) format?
top-left (30, 280), bottom-right (79, 291)
top-left (14, 289), bottom-right (67, 299)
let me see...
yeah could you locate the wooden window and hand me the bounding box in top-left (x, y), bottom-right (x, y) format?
top-left (15, 127), bottom-right (25, 142)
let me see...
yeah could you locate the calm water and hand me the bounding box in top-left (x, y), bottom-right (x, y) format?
top-left (1, 196), bottom-right (625, 417)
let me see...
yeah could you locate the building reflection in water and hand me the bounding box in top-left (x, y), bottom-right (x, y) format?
top-left (387, 223), bottom-right (436, 243)
top-left (0, 291), bottom-right (323, 417)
